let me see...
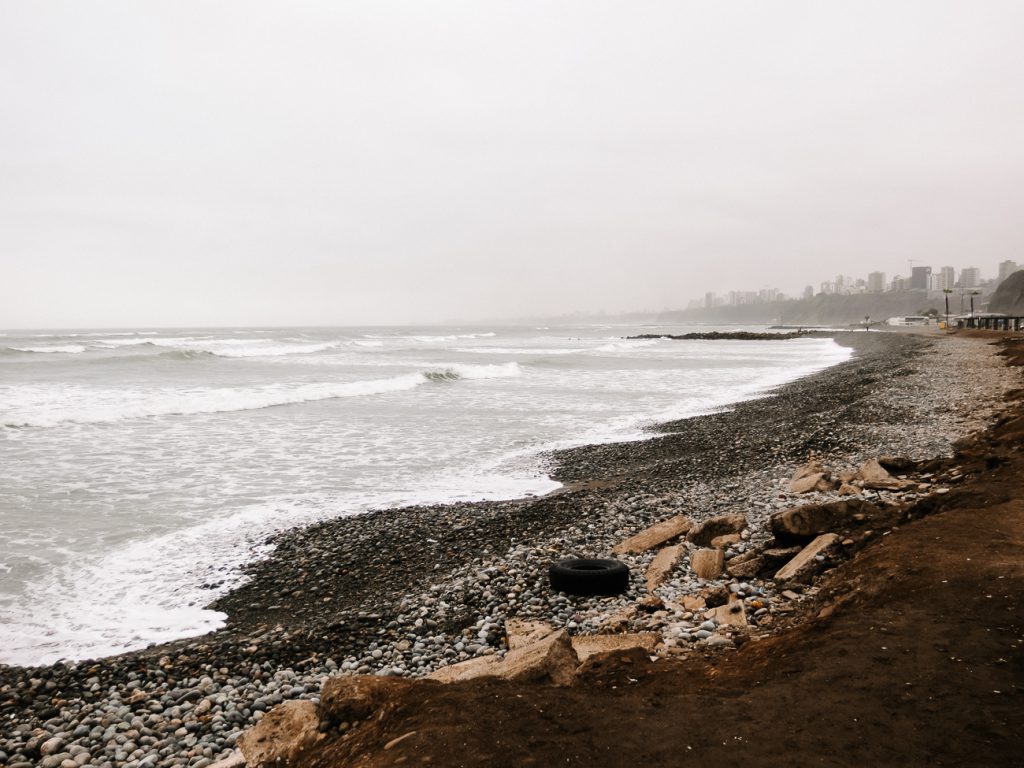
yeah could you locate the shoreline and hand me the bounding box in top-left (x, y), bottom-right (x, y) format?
top-left (0, 330), bottom-right (1017, 767)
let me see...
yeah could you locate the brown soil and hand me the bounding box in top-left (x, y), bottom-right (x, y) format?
top-left (299, 336), bottom-right (1024, 768)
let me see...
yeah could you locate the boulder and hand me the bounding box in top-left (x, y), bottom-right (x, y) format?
top-left (790, 471), bottom-right (837, 494)
top-left (427, 656), bottom-right (499, 683)
top-left (774, 534), bottom-right (841, 583)
top-left (646, 545), bottom-right (684, 590)
top-left (612, 514), bottom-right (693, 555)
top-left (770, 499), bottom-right (875, 542)
top-left (499, 628), bottom-right (579, 686)
top-left (687, 514), bottom-right (747, 547)
top-left (572, 632), bottom-right (659, 661)
top-left (238, 700), bottom-right (320, 768)
top-left (710, 533), bottom-right (742, 549)
top-left (690, 548), bottom-right (725, 579)
top-left (505, 619), bottom-right (557, 650)
top-left (705, 600), bottom-right (747, 628)
top-left (429, 629), bottom-right (579, 686)
top-left (599, 605), bottom-right (638, 632)
top-left (837, 483), bottom-right (860, 496)
top-left (726, 554), bottom-right (765, 578)
top-left (857, 458), bottom-right (892, 484)
top-left (791, 459), bottom-right (825, 482)
top-left (761, 546), bottom-right (804, 571)
top-left (319, 676), bottom-right (419, 726)
top-left (680, 594), bottom-right (706, 611)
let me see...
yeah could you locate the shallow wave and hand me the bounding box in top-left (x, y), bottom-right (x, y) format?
top-left (423, 362), bottom-right (521, 382)
top-left (2, 362), bottom-right (523, 427)
top-left (159, 349), bottom-right (216, 361)
top-left (6, 345), bottom-right (88, 354)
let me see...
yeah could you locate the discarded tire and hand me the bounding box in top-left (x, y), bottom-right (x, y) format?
top-left (549, 558), bottom-right (630, 596)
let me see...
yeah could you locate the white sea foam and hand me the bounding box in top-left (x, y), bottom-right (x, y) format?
top-left (9, 345), bottom-right (88, 354)
top-left (1, 362), bottom-right (523, 427)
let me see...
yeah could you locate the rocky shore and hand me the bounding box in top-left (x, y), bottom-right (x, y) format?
top-left (0, 331), bottom-right (1017, 768)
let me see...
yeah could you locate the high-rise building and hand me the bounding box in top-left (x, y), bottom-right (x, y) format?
top-left (803, 285), bottom-right (814, 300)
top-left (705, 292), bottom-right (714, 308)
top-left (867, 271), bottom-right (886, 293)
top-left (960, 267), bottom-right (981, 289)
top-left (998, 260), bottom-right (1019, 282)
top-left (910, 266), bottom-right (932, 290)
top-left (938, 266), bottom-right (956, 290)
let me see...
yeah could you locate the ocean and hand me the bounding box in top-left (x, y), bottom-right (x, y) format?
top-left (0, 325), bottom-right (851, 666)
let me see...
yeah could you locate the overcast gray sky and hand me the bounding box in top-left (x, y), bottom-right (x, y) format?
top-left (2, 1), bottom-right (1022, 327)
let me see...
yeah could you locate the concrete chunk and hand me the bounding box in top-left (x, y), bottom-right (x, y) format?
top-left (705, 600), bottom-right (747, 628)
top-left (690, 548), bottom-right (725, 580)
top-left (572, 632), bottom-right (659, 661)
top-left (687, 514), bottom-right (747, 546)
top-left (857, 458), bottom-right (892, 483)
top-left (505, 619), bottom-right (557, 650)
top-left (646, 545), bottom-right (684, 590)
top-left (429, 629), bottom-right (579, 686)
top-left (612, 514), bottom-right (693, 554)
top-left (774, 533), bottom-right (841, 583)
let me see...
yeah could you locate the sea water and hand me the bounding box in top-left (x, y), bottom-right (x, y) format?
top-left (0, 325), bottom-right (851, 665)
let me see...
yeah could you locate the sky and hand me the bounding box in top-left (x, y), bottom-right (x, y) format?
top-left (2, 1), bottom-right (1023, 327)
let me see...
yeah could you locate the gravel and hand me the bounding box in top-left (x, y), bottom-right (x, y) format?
top-left (1, 331), bottom-right (1017, 767)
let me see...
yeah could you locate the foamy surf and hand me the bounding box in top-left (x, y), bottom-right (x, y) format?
top-left (1, 362), bottom-right (523, 427)
top-left (0, 324), bottom-right (853, 665)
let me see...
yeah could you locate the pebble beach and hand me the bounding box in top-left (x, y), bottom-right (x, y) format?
top-left (0, 331), bottom-right (1017, 768)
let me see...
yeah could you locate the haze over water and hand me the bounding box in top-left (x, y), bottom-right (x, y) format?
top-left (0, 325), bottom-right (850, 665)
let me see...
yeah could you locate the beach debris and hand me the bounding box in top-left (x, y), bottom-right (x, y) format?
top-left (858, 458), bottom-right (893, 484)
top-left (612, 514), bottom-right (693, 554)
top-left (550, 558), bottom-right (630, 596)
top-left (572, 632), bottom-right (660, 661)
top-left (646, 545), bottom-right (685, 589)
top-left (726, 551), bottom-right (765, 578)
top-left (774, 534), bottom-right (842, 583)
top-left (705, 600), bottom-right (748, 628)
top-left (237, 700), bottom-right (320, 768)
top-left (505, 619), bottom-right (558, 650)
top-left (691, 548), bottom-right (725, 579)
top-left (711, 533), bottom-right (742, 548)
top-left (770, 499), bottom-right (875, 541)
top-left (687, 514), bottom-right (747, 546)
top-left (429, 629), bottom-right (579, 686)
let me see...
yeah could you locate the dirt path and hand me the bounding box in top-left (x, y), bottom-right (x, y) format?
top-left (301, 338), bottom-right (1024, 768)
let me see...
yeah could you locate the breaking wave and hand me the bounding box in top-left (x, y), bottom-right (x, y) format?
top-left (2, 363), bottom-right (524, 427)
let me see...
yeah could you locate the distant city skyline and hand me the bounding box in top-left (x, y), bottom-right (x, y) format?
top-left (694, 258), bottom-right (1019, 310)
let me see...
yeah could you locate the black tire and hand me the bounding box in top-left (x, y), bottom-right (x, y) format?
top-left (549, 558), bottom-right (630, 596)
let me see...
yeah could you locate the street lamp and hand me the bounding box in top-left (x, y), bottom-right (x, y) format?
top-left (969, 289), bottom-right (981, 317)
top-left (942, 288), bottom-right (953, 328)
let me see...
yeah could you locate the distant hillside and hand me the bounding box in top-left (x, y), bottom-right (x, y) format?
top-left (659, 291), bottom-right (977, 326)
